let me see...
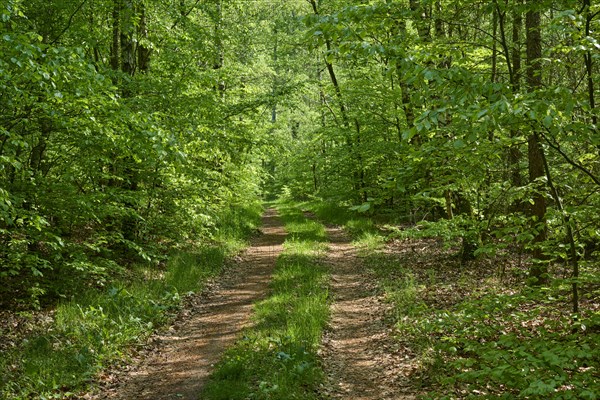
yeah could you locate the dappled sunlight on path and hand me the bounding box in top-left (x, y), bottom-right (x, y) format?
top-left (320, 226), bottom-right (416, 400)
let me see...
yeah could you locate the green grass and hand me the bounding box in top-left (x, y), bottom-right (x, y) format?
top-left (202, 201), bottom-right (329, 400)
top-left (308, 200), bottom-right (385, 252)
top-left (0, 204), bottom-right (261, 399)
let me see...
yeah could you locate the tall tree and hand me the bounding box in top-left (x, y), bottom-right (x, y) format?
top-left (525, 1), bottom-right (548, 283)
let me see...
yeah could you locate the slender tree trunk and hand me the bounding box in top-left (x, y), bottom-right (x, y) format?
top-left (271, 27), bottom-right (278, 123)
top-left (434, 1), bottom-right (444, 38)
top-left (213, 0), bottom-right (224, 70)
top-left (138, 1), bottom-right (150, 73)
top-left (394, 20), bottom-right (416, 142)
top-left (526, 3), bottom-right (548, 283)
top-left (213, 0), bottom-right (225, 94)
top-left (583, 0), bottom-right (598, 134)
top-left (312, 162), bottom-right (318, 192)
top-left (409, 0), bottom-right (431, 41)
top-left (30, 119), bottom-right (51, 173)
top-left (309, 0), bottom-right (364, 201)
top-left (491, 7), bottom-right (498, 84)
top-left (510, 3), bottom-right (523, 188)
top-left (121, 0), bottom-right (135, 76)
top-left (540, 147), bottom-right (579, 313)
top-left (110, 0), bottom-right (121, 71)
top-left (512, 2), bottom-right (523, 93)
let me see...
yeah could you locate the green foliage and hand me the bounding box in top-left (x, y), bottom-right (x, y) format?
top-left (273, 0), bottom-right (600, 299)
top-left (307, 199), bottom-right (384, 251)
top-left (202, 203), bottom-right (329, 400)
top-left (0, 0), bottom-right (274, 310)
top-left (2, 0), bottom-right (599, 396)
top-left (0, 200), bottom-right (259, 398)
top-left (0, 246), bottom-right (224, 398)
top-left (366, 247), bottom-right (600, 399)
top-left (421, 291), bottom-right (600, 399)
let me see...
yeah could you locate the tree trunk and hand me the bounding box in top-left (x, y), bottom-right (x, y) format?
top-left (120, 0), bottom-right (135, 76)
top-left (583, 0), bottom-right (598, 135)
top-left (409, 0), bottom-right (431, 41)
top-left (526, 3), bottom-right (548, 283)
top-left (309, 0), bottom-right (365, 201)
top-left (491, 6), bottom-right (498, 84)
top-left (138, 1), bottom-right (150, 73)
top-left (510, 1), bottom-right (523, 193)
top-left (110, 0), bottom-right (121, 71)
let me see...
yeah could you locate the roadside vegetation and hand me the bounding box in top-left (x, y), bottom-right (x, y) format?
top-left (2, 0), bottom-right (599, 398)
top-left (202, 201), bottom-right (329, 400)
top-left (0, 205), bottom-right (261, 399)
top-left (307, 199), bottom-right (599, 399)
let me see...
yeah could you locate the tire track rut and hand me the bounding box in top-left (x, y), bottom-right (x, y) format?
top-left (96, 209), bottom-right (285, 400)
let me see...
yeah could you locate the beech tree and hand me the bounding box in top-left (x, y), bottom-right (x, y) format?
top-left (272, 0), bottom-right (599, 303)
top-left (0, 0), bottom-right (282, 305)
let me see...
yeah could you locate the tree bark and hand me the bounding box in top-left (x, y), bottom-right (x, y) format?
top-left (138, 1), bottom-right (150, 73)
top-left (510, 1), bottom-right (523, 190)
top-left (120, 0), bottom-right (135, 76)
top-left (110, 0), bottom-right (121, 71)
top-left (526, 3), bottom-right (548, 283)
top-left (583, 0), bottom-right (598, 135)
top-left (409, 0), bottom-right (431, 41)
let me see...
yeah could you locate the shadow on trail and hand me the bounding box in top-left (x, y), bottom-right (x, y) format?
top-left (321, 226), bottom-right (415, 400)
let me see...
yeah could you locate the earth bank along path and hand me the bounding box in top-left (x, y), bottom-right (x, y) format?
top-left (96, 209), bottom-right (285, 400)
top-left (319, 225), bottom-right (416, 400)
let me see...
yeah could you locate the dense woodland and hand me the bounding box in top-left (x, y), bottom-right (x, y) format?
top-left (1, 0), bottom-right (599, 398)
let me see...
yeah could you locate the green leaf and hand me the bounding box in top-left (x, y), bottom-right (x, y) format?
top-left (453, 139), bottom-right (466, 149)
top-left (542, 115), bottom-right (552, 128)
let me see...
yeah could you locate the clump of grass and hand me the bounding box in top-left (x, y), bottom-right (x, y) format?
top-left (0, 204), bottom-right (260, 399)
top-left (213, 202), bottom-right (263, 253)
top-left (303, 200), bottom-right (385, 252)
top-left (310, 200), bottom-right (352, 225)
top-left (202, 203), bottom-right (329, 400)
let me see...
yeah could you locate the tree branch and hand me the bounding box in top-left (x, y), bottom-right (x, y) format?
top-left (50, 0), bottom-right (89, 45)
top-left (537, 126), bottom-right (600, 186)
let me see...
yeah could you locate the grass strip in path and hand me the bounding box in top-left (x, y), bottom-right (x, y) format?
top-left (201, 203), bottom-right (329, 400)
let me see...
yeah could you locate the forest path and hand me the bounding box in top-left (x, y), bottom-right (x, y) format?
top-left (95, 209), bottom-right (285, 400)
top-left (95, 210), bottom-right (416, 400)
top-left (319, 225), bottom-right (416, 400)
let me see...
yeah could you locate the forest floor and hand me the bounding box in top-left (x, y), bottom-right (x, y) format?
top-left (3, 207), bottom-right (597, 399)
top-left (89, 209), bottom-right (417, 399)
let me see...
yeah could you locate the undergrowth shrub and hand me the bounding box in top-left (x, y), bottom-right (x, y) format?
top-left (421, 290), bottom-right (600, 399)
top-left (0, 203), bottom-right (260, 399)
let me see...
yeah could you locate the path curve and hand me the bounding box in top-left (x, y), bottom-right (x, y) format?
top-left (96, 209), bottom-right (285, 400)
top-left (320, 226), bottom-right (416, 400)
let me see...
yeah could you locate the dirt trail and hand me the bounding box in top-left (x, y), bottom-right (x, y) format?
top-left (320, 226), bottom-right (416, 400)
top-left (96, 209), bottom-right (285, 400)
